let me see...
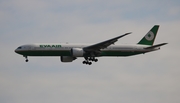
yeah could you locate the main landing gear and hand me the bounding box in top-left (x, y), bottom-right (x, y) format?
top-left (82, 57), bottom-right (98, 65)
top-left (23, 56), bottom-right (29, 62)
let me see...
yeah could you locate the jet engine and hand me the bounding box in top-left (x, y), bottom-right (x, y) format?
top-left (71, 48), bottom-right (84, 57)
top-left (60, 56), bottom-right (76, 62)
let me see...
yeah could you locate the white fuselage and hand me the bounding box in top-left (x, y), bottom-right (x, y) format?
top-left (15, 43), bottom-right (159, 57)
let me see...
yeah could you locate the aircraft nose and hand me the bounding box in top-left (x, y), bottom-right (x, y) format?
top-left (15, 48), bottom-right (21, 54)
top-left (14, 49), bottom-right (18, 53)
top-left (15, 46), bottom-right (23, 55)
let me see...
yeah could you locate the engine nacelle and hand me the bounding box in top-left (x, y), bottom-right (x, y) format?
top-left (71, 48), bottom-right (84, 57)
top-left (60, 56), bottom-right (76, 62)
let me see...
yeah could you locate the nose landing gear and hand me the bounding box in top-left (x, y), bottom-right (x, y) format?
top-left (23, 56), bottom-right (29, 62)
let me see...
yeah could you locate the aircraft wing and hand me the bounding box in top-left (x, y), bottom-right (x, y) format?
top-left (83, 32), bottom-right (131, 51)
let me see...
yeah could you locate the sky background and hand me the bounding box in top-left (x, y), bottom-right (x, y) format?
top-left (0, 0), bottom-right (180, 103)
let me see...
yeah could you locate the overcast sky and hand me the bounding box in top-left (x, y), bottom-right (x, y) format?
top-left (0, 0), bottom-right (180, 103)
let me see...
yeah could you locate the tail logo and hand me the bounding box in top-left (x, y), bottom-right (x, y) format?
top-left (145, 31), bottom-right (154, 41)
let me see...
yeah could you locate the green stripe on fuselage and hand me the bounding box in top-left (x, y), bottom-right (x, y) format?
top-left (100, 51), bottom-right (144, 56)
top-left (18, 50), bottom-right (144, 57)
top-left (17, 50), bottom-right (71, 56)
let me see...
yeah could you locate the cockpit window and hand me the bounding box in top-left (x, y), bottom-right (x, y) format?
top-left (17, 47), bottom-right (22, 49)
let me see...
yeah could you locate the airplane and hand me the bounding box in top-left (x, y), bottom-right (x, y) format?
top-left (15, 25), bottom-right (167, 65)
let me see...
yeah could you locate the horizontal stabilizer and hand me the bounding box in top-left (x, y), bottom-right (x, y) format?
top-left (144, 43), bottom-right (168, 49)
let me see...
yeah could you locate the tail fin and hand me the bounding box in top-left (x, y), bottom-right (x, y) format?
top-left (138, 25), bottom-right (159, 45)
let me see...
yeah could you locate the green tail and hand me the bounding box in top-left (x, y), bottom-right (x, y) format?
top-left (138, 25), bottom-right (159, 45)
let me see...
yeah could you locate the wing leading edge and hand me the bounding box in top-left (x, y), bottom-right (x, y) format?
top-left (83, 32), bottom-right (132, 51)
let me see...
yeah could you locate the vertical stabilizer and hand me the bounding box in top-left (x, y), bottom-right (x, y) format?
top-left (138, 25), bottom-right (159, 45)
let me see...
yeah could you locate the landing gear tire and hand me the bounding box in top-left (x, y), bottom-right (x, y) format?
top-left (83, 61), bottom-right (86, 64)
top-left (83, 57), bottom-right (98, 65)
top-left (94, 59), bottom-right (98, 62)
top-left (88, 62), bottom-right (92, 65)
top-left (25, 59), bottom-right (29, 62)
top-left (82, 61), bottom-right (92, 65)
